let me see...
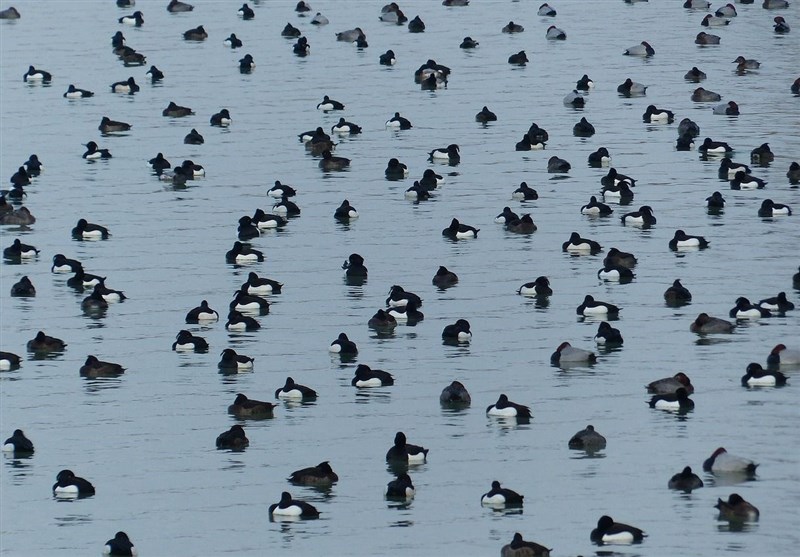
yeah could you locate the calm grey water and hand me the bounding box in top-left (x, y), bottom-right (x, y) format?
top-left (1, 0), bottom-right (799, 555)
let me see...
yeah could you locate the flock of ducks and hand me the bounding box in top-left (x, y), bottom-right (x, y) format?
top-left (1, 0), bottom-right (799, 555)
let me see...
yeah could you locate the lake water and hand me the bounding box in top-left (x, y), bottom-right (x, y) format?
top-left (1, 0), bottom-right (799, 555)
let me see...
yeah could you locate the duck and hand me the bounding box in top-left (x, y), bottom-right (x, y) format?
top-left (368, 309), bottom-right (397, 329)
top-left (515, 134), bottom-right (544, 151)
top-left (701, 13), bottom-right (730, 26)
top-left (272, 197), bottom-right (300, 216)
top-left (594, 322), bottom-right (623, 345)
top-left (669, 230), bottom-right (709, 250)
top-left (23, 154), bottom-right (42, 176)
top-left (547, 156), bottom-right (571, 173)
top-left (502, 21), bottom-right (524, 33)
top-left (380, 4), bottom-right (407, 24)
top-left (481, 481), bottom-right (524, 506)
top-left (741, 362), bottom-right (787, 386)
top-left (475, 106), bottom-right (497, 122)
top-left (442, 319), bottom-right (471, 341)
top-left (642, 105), bottom-right (674, 123)
top-left (385, 112), bottom-right (412, 129)
top-left (590, 515), bottom-right (646, 545)
top-left (335, 27), bottom-right (365, 43)
top-left (621, 205), bottom-right (656, 226)
top-left (758, 292), bottom-right (794, 312)
top-left (546, 25), bottom-right (566, 39)
top-left (26, 331), bottom-right (67, 354)
top-left (238, 3), bottom-right (254, 19)
top-left (577, 295), bottom-right (620, 316)
top-left (690, 313), bottom-right (734, 333)
top-left (0, 352), bottom-right (22, 371)
top-left (329, 332), bottom-right (358, 355)
top-left (729, 297), bottom-right (771, 318)
top-left (786, 161), bottom-right (799, 184)
top-left (562, 232), bottom-right (602, 253)
top-left (295, 1), bottom-right (311, 14)
top-left (386, 473), bottom-right (415, 499)
top-left (379, 49), bottom-right (397, 65)
top-left (98, 116), bottom-right (131, 134)
top-left (82, 142), bottom-right (112, 160)
top-left (668, 467), bottom-right (704, 492)
top-left (732, 55), bottom-right (760, 69)
top-left (762, 0), bottom-right (790, 8)
top-left (512, 182), bottom-right (538, 200)
top-left (73, 217), bottom-right (111, 240)
top-left (486, 394), bottom-right (532, 419)
top-left (730, 171), bottom-right (766, 189)
top-left (224, 310), bottom-right (260, 331)
top-left (67, 267), bottom-right (104, 290)
top-left (342, 253), bottom-right (367, 277)
top-left (716, 494), bottom-right (759, 521)
top-left (750, 143), bottom-right (774, 164)
top-left (289, 462), bottom-right (338, 486)
top-left (678, 118), bottom-right (701, 138)
top-left (588, 147), bottom-right (611, 167)
top-left (23, 65), bottom-right (52, 82)
top-left (53, 469), bottom-right (95, 497)
top-left (568, 425), bottom-right (606, 450)
top-left (460, 36), bottom-right (479, 48)
top-left (183, 25), bottom-right (207, 41)
top-left (227, 393), bottom-right (275, 418)
top-left (501, 533), bottom-right (551, 557)
top-left (185, 300), bottom-right (219, 323)
top-left (692, 87), bottom-right (721, 102)
top-left (281, 23), bottom-right (301, 38)
top-left (563, 90), bottom-right (585, 107)
top-left (419, 169), bottom-right (444, 189)
top-left (495, 207), bottom-right (519, 224)
top-left (119, 10), bottom-right (143, 26)
top-left (103, 532), bottom-right (135, 556)
top-left (94, 280), bottom-right (126, 302)
top-left (162, 101), bottom-right (194, 118)
top-left (576, 74), bottom-right (594, 90)
top-left (664, 279), bottom-right (693, 305)
top-left (224, 33), bottom-right (243, 49)
top-left (215, 425), bottom-right (249, 450)
top-left (580, 196), bottom-right (613, 217)
top-left (275, 377), bottom-right (317, 400)
top-left (148, 153), bottom-right (171, 174)
top-left (4, 238), bottom-right (39, 260)
top-left (703, 447), bottom-right (758, 474)
top-left (292, 37), bottom-right (310, 56)
top-left (617, 78), bottom-right (648, 97)
top-left (0, 6), bottom-right (20, 19)
top-left (715, 3), bottom-right (737, 16)
top-left (684, 66), bottom-right (707, 81)
top-left (774, 16), bottom-right (790, 33)
top-left (649, 387), bottom-right (694, 411)
top-left (80, 355), bottom-right (124, 377)
top-left (647, 372), bottom-right (694, 395)
top-left (573, 117), bottom-right (595, 137)
top-left (407, 15), bottom-right (425, 32)
top-left (551, 342), bottom-right (597, 364)
top-left (184, 128), bottom-right (204, 145)
top-left (229, 289), bottom-right (269, 313)
top-left (51, 254), bottom-right (81, 273)
top-left (167, 0), bottom-right (194, 12)
top-left (527, 122), bottom-right (549, 143)
top-left (385, 158), bottom-right (409, 180)
top-left (432, 266), bottom-right (458, 287)
top-left (4, 181), bottom-right (26, 199)
top-left (3, 429), bottom-right (34, 454)
top-left (146, 66), bottom-right (163, 82)
top-left (623, 41), bottom-right (655, 56)
top-left (506, 214), bottom-right (536, 234)
top-left (226, 242), bottom-right (264, 263)
top-left (172, 330), bottom-right (208, 352)
top-left (352, 364), bottom-right (394, 387)
top-left (430, 144), bottom-right (460, 164)
top-left (758, 199), bottom-right (792, 217)
top-left (718, 157), bottom-right (749, 179)
top-left (209, 109), bottom-right (231, 127)
top-left (386, 431), bottom-right (427, 463)
top-left (518, 276), bottom-right (552, 297)
top-left (319, 150), bottom-right (350, 171)
top-left (331, 118), bottom-right (362, 135)
top-left (269, 491), bottom-right (319, 518)
top-left (267, 181), bottom-right (296, 199)
top-left (603, 248), bottom-right (637, 272)
top-left (63, 84), bottom-right (94, 98)
top-left (10, 276), bottom-right (35, 297)
top-left (386, 285), bottom-right (422, 308)
top-left (767, 344), bottom-right (800, 367)
top-left (440, 381), bottom-right (471, 405)
top-left (316, 95), bottom-right (345, 111)
top-left (442, 218), bottom-right (478, 239)
top-left (241, 271), bottom-right (282, 295)
top-left (0, 206), bottom-right (33, 225)
top-left (237, 216), bottom-right (261, 241)
top-left (238, 54), bottom-right (255, 73)
top-left (310, 12), bottom-right (329, 25)
top-left (713, 101), bottom-right (739, 115)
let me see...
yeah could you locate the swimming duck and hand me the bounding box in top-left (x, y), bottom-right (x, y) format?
top-left (551, 342), bottom-right (597, 364)
top-left (185, 300), bottom-right (219, 323)
top-left (495, 207), bottom-right (519, 224)
top-left (649, 387), bottom-right (694, 411)
top-left (3, 238), bottom-right (39, 260)
top-left (239, 54), bottom-right (255, 72)
top-left (172, 330), bottom-right (208, 352)
top-left (442, 218), bottom-right (478, 239)
top-left (82, 142), bottom-right (112, 160)
top-left (668, 467), bottom-right (703, 492)
top-left (317, 95), bottom-right (345, 111)
top-left (281, 23), bottom-right (301, 38)
top-left (329, 332), bottom-right (358, 355)
top-left (379, 49), bottom-right (396, 65)
top-left (23, 65), bottom-right (51, 82)
top-left (547, 156), bottom-right (571, 173)
top-left (518, 276), bottom-right (552, 297)
top-left (730, 170), bottom-right (766, 189)
top-left (758, 199), bottom-right (792, 217)
top-left (292, 36), bottom-right (310, 56)
top-left (0, 206), bottom-right (34, 225)
top-left (224, 33), bottom-right (243, 48)
top-left (385, 158), bottom-right (409, 180)
top-left (331, 118), bottom-right (362, 135)
top-left (80, 355), bottom-right (125, 377)
top-left (184, 128), bottom-right (204, 145)
top-left (568, 425), bottom-right (606, 450)
top-left (269, 492), bottom-right (320, 518)
top-left (729, 297), bottom-right (771, 318)
top-left (718, 157), bottom-right (750, 179)
top-left (527, 122), bottom-right (549, 143)
top-left (432, 266), bottom-right (458, 287)
top-left (538, 2), bottom-right (556, 15)
top-left (787, 161), bottom-right (800, 184)
top-left (148, 153), bottom-right (170, 174)
top-left (676, 133), bottom-right (695, 151)
top-left (103, 531), bottom-right (135, 556)
top-left (385, 112), bottom-right (412, 129)
top-left (275, 376), bottom-right (317, 400)
top-left (647, 373), bottom-right (695, 396)
top-left (53, 469), bottom-right (95, 497)
top-left (430, 144), bottom-right (460, 163)
top-left (501, 533), bottom-right (551, 557)
top-left (99, 116), bottom-right (131, 134)
top-left (573, 117), bottom-right (595, 137)
top-left (691, 87), bottom-right (721, 102)
top-left (295, 1), bottom-right (311, 14)
top-left (386, 285), bottom-right (422, 309)
top-left (238, 3), bottom-right (254, 19)
top-left (703, 447), bottom-right (758, 474)
top-left (767, 343), bottom-right (800, 367)
top-left (146, 66), bottom-right (163, 82)
top-left (716, 3), bottom-right (737, 16)
top-left (336, 27), bottom-right (365, 43)
top-left (368, 309), bottom-right (397, 330)
top-left (576, 74), bottom-right (594, 90)
top-left (319, 150), bottom-right (350, 171)
top-left (460, 36), bottom-right (479, 48)
top-left (10, 276), bottom-right (35, 297)
top-left (733, 55), bottom-right (760, 69)
top-left (741, 362), bottom-right (787, 386)
top-left (215, 425), bottom-right (248, 449)
top-left (617, 78), bottom-right (647, 97)
top-left (642, 105), bottom-right (674, 123)
top-left (773, 16), bottom-right (790, 33)
top-left (442, 319), bottom-right (471, 341)
top-left (486, 394), bottom-right (532, 419)
top-left (684, 66), bottom-right (707, 81)
top-left (562, 232), bottom-right (602, 253)
top-left (506, 214), bottom-right (536, 234)
top-left (762, 0), bottom-right (789, 8)
top-left (3, 429), bottom-right (34, 454)
top-left (594, 322), bottom-right (623, 345)
top-left (664, 279), bottom-right (692, 304)
top-left (481, 481), bottom-right (524, 506)
top-left (407, 15), bottom-right (425, 32)
top-left (0, 352), bottom-right (22, 371)
top-left (590, 515), bottom-right (646, 545)
top-left (563, 90), bottom-right (585, 107)
top-left (119, 10), bottom-right (143, 26)
top-left (577, 295), bottom-right (620, 316)
top-left (758, 292), bottom-right (794, 312)
top-left (701, 14), bottom-right (730, 26)
top-left (289, 461), bottom-right (338, 486)
top-left (678, 118), bottom-right (701, 139)
top-left (352, 364), bottom-right (394, 387)
top-left (51, 254), bottom-right (81, 273)
top-left (546, 25), bottom-right (566, 40)
top-left (183, 25), bottom-right (207, 41)
top-left (26, 331), bottom-right (66, 353)
top-left (0, 6), bottom-right (20, 19)
top-left (168, 0), bottom-right (194, 12)
top-left (623, 41), bottom-right (655, 56)
top-left (229, 289), bottom-right (269, 314)
top-left (210, 109), bottom-right (232, 127)
top-left (342, 253), bottom-right (367, 277)
top-left (225, 310), bottom-right (260, 331)
top-left (64, 84), bottom-right (94, 98)
top-left (23, 154), bottom-right (42, 176)
top-left (581, 196), bottom-right (613, 216)
top-left (620, 205), bottom-right (656, 226)
top-left (512, 182), bottom-right (538, 200)
top-left (716, 494), bottom-right (759, 521)
top-left (310, 12), bottom-right (329, 25)
top-left (386, 473), bottom-right (415, 499)
top-left (750, 142), bottom-right (774, 164)
top-left (386, 431), bottom-right (427, 463)
top-left (713, 101), bottom-right (739, 115)
top-left (241, 271), bottom-right (282, 295)
top-left (476, 106), bottom-right (497, 122)
top-left (502, 21), bottom-right (524, 33)
top-left (227, 393), bottom-right (275, 418)
top-left (690, 313), bottom-right (734, 333)
top-left (440, 381), bottom-right (471, 405)
top-left (669, 229), bottom-right (709, 250)
top-left (515, 134), bottom-right (543, 151)
top-left (163, 101), bottom-right (194, 117)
